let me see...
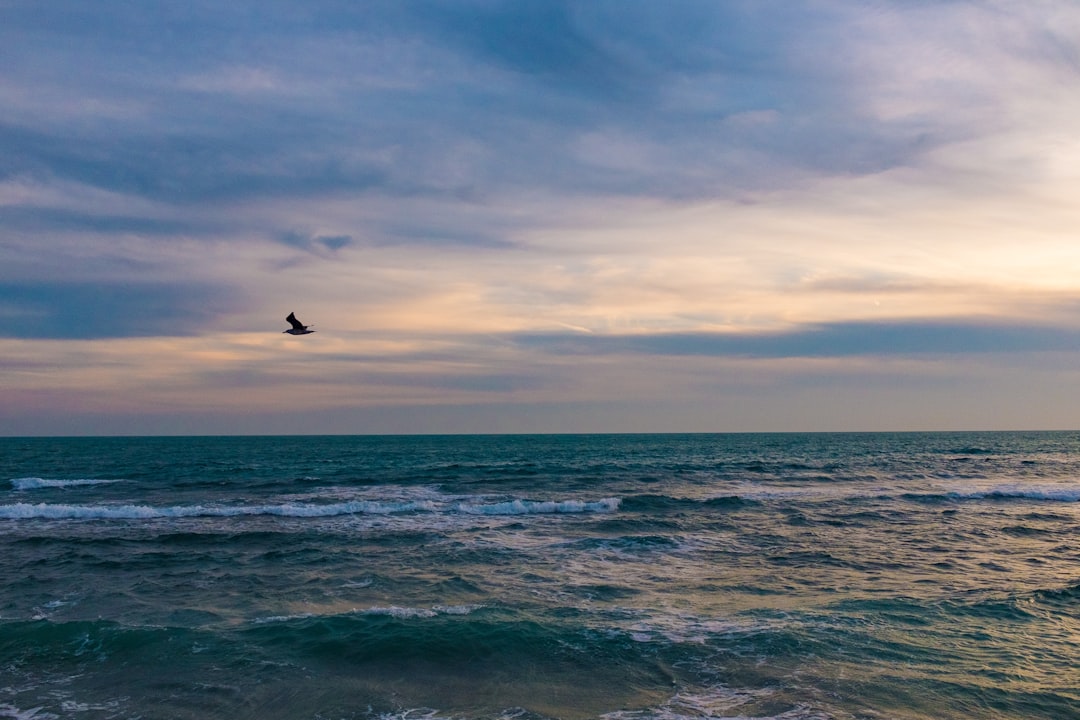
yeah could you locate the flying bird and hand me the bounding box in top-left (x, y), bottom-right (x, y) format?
top-left (283, 312), bottom-right (315, 335)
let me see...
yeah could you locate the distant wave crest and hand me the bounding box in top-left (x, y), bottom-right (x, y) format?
top-left (456, 497), bottom-right (620, 515)
top-left (901, 486), bottom-right (1080, 504)
top-left (0, 500), bottom-right (434, 520)
top-left (10, 477), bottom-right (120, 490)
top-left (969, 487), bottom-right (1080, 502)
top-left (0, 496), bottom-right (622, 520)
top-left (359, 604), bottom-right (485, 619)
top-left (252, 604), bottom-right (485, 625)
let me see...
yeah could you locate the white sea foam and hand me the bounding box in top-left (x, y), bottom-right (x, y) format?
top-left (910, 484), bottom-right (1080, 503)
top-left (251, 613), bottom-right (315, 624)
top-left (358, 604), bottom-right (484, 619)
top-left (732, 480), bottom-right (1080, 505)
top-left (0, 500), bottom-right (436, 520)
top-left (432, 604), bottom-right (485, 615)
top-left (626, 615), bottom-right (762, 646)
top-left (0, 497), bottom-right (621, 521)
top-left (374, 710), bottom-right (452, 720)
top-left (602, 685), bottom-right (832, 720)
top-left (457, 497), bottom-right (621, 515)
top-left (361, 606), bottom-right (439, 619)
top-left (967, 485), bottom-right (1080, 502)
top-left (9, 477), bottom-right (120, 490)
top-left (0, 704), bottom-right (60, 720)
top-left (58, 700), bottom-right (125, 714)
top-left (250, 605), bottom-right (483, 625)
top-left (42, 600), bottom-right (67, 609)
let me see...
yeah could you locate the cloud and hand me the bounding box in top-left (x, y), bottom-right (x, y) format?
top-left (511, 320), bottom-right (1080, 359)
top-left (1, 0), bottom-right (997, 209)
top-left (0, 282), bottom-right (239, 339)
top-left (278, 231), bottom-right (354, 255)
top-left (2, 1), bottom-right (1080, 431)
top-left (431, 2), bottom-right (614, 75)
top-left (0, 205), bottom-right (207, 236)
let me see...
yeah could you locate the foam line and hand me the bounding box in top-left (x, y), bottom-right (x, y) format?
top-left (10, 477), bottom-right (120, 490)
top-left (456, 498), bottom-right (621, 515)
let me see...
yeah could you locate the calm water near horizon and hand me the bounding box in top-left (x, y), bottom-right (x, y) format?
top-left (2, 432), bottom-right (1079, 719)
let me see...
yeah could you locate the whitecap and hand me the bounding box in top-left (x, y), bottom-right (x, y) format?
top-left (624, 611), bottom-right (767, 646)
top-left (1, 503), bottom-right (166, 520)
top-left (948, 485), bottom-right (1080, 503)
top-left (59, 700), bottom-right (124, 714)
top-left (0, 703), bottom-right (61, 720)
top-left (9, 477), bottom-right (120, 491)
top-left (0, 500), bottom-right (437, 521)
top-left (359, 606), bottom-right (438, 619)
top-left (601, 684), bottom-right (832, 720)
top-left (251, 613), bottom-right (315, 624)
top-left (456, 498), bottom-right (621, 515)
top-left (982, 486), bottom-right (1080, 502)
top-left (357, 605), bottom-right (484, 619)
top-left (432, 604), bottom-right (485, 615)
top-left (374, 709), bottom-right (451, 720)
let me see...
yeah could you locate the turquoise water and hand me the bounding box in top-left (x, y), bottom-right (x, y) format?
top-left (2, 432), bottom-right (1079, 719)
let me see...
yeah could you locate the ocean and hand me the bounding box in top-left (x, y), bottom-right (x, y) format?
top-left (1, 432), bottom-right (1078, 720)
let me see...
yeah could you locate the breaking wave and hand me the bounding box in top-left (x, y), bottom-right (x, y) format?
top-left (456, 498), bottom-right (620, 515)
top-left (0, 497), bottom-right (622, 521)
top-left (968, 486), bottom-right (1080, 502)
top-left (10, 477), bottom-right (121, 490)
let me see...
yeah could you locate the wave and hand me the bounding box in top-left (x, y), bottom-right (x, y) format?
top-left (621, 494), bottom-right (758, 512)
top-left (456, 498), bottom-right (619, 515)
top-left (951, 446), bottom-right (996, 455)
top-left (901, 485), bottom-right (1080, 504)
top-left (0, 496), bottom-right (621, 521)
top-left (236, 610), bottom-right (674, 674)
top-left (9, 477), bottom-right (121, 490)
top-left (253, 606), bottom-right (485, 626)
top-left (0, 500), bottom-right (436, 520)
top-left (374, 687), bottom-right (834, 720)
top-left (0, 704), bottom-right (58, 720)
top-left (604, 686), bottom-right (834, 720)
top-left (569, 535), bottom-right (682, 553)
top-left (1028, 581), bottom-right (1080, 609)
top-left (968, 486), bottom-right (1080, 502)
top-left (908, 486), bottom-right (1080, 503)
top-left (360, 604), bottom-right (487, 619)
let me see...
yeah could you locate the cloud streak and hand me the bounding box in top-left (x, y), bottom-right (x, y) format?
top-left (0, 282), bottom-right (238, 339)
top-left (511, 320), bottom-right (1080, 359)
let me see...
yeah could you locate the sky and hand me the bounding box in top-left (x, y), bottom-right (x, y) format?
top-left (2, 0), bottom-right (1080, 435)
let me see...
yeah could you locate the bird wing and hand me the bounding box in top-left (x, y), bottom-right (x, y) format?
top-left (286, 312), bottom-right (304, 330)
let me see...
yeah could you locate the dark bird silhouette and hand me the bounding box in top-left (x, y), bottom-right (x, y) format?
top-left (283, 312), bottom-right (315, 335)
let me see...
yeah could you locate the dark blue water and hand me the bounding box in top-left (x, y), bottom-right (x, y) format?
top-left (2, 433), bottom-right (1079, 719)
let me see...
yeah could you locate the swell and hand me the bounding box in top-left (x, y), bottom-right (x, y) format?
top-left (827, 582), bottom-right (1080, 626)
top-left (236, 608), bottom-right (681, 688)
top-left (0, 611), bottom-right (693, 719)
top-left (0, 618), bottom-right (206, 666)
top-left (5, 605), bottom-right (1077, 720)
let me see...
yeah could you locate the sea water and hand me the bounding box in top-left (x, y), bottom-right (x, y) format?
top-left (1, 432), bottom-right (1078, 719)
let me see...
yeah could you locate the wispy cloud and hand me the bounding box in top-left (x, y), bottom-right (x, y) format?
top-left (510, 320), bottom-right (1080, 359)
top-left (0, 281), bottom-right (238, 338)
